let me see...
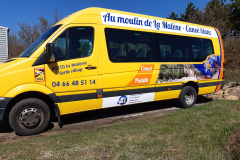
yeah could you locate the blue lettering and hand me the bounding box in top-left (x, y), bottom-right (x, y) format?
top-left (186, 25), bottom-right (199, 33)
top-left (103, 13), bottom-right (115, 22)
top-left (103, 13), bottom-right (110, 22)
top-left (200, 28), bottom-right (211, 35)
top-left (118, 17), bottom-right (124, 23)
top-left (144, 19), bottom-right (152, 27)
top-left (162, 21), bottom-right (181, 31)
top-left (138, 20), bottom-right (143, 26)
top-left (153, 20), bottom-right (160, 30)
top-left (117, 17), bottom-right (143, 26)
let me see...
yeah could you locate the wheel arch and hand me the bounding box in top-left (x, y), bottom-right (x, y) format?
top-left (5, 91), bottom-right (57, 119)
top-left (182, 81), bottom-right (199, 94)
top-left (3, 84), bottom-right (59, 121)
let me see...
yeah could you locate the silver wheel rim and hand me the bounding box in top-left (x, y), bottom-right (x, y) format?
top-left (185, 90), bottom-right (194, 105)
top-left (18, 108), bottom-right (42, 128)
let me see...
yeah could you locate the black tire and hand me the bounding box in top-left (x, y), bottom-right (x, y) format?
top-left (178, 86), bottom-right (197, 108)
top-left (9, 98), bottom-right (50, 136)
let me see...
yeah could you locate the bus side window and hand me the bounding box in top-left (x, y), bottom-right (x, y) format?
top-left (105, 29), bottom-right (127, 62)
top-left (53, 27), bottom-right (94, 62)
top-left (190, 38), bottom-right (214, 62)
top-left (156, 34), bottom-right (189, 62)
top-left (105, 28), bottom-right (154, 62)
top-left (127, 31), bottom-right (154, 62)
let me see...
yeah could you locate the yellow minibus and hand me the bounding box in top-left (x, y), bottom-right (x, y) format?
top-left (0, 8), bottom-right (224, 135)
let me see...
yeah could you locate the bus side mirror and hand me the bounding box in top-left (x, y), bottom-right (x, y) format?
top-left (46, 43), bottom-right (56, 62)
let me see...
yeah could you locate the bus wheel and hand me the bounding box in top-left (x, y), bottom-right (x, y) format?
top-left (9, 98), bottom-right (50, 136)
top-left (178, 86), bottom-right (197, 108)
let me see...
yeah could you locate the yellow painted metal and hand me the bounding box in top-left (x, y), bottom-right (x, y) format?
top-left (60, 99), bottom-right (102, 115)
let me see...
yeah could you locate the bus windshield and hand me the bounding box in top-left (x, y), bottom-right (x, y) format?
top-left (20, 25), bottom-right (61, 57)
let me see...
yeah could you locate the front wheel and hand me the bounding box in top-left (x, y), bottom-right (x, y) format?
top-left (9, 98), bottom-right (50, 136)
top-left (178, 86), bottom-right (197, 108)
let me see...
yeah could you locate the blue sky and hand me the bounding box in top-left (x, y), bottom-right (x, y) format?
top-left (0, 0), bottom-right (231, 33)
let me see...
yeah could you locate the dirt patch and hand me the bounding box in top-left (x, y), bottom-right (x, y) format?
top-left (225, 104), bottom-right (240, 159)
top-left (225, 128), bottom-right (240, 160)
top-left (41, 107), bottom-right (180, 138)
top-left (231, 105), bottom-right (240, 112)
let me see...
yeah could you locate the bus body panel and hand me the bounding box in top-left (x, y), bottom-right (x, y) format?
top-left (0, 59), bottom-right (45, 97)
top-left (44, 24), bottom-right (100, 115)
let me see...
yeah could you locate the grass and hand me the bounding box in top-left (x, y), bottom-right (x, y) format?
top-left (0, 99), bottom-right (240, 159)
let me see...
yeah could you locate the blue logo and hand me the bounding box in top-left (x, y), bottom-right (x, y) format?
top-left (117, 95), bottom-right (128, 105)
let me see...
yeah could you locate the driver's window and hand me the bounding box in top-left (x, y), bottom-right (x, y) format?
top-left (53, 31), bottom-right (67, 61)
top-left (53, 27), bottom-right (94, 61)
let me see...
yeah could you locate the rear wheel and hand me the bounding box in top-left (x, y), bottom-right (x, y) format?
top-left (178, 86), bottom-right (197, 108)
top-left (9, 98), bottom-right (50, 136)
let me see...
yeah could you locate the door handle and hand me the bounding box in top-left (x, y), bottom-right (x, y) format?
top-left (85, 65), bottom-right (97, 70)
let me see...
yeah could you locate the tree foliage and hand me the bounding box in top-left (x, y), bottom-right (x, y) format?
top-left (203, 0), bottom-right (230, 36)
top-left (8, 33), bottom-right (25, 58)
top-left (167, 0), bottom-right (239, 36)
top-left (228, 0), bottom-right (240, 34)
top-left (18, 22), bottom-right (40, 47)
top-left (9, 13), bottom-right (59, 58)
top-left (38, 15), bottom-right (51, 34)
top-left (180, 2), bottom-right (200, 23)
top-left (167, 12), bottom-right (180, 20)
top-left (223, 36), bottom-right (240, 68)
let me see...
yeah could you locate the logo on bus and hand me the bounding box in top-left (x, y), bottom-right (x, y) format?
top-left (117, 95), bottom-right (128, 105)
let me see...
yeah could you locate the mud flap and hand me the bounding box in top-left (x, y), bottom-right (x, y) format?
top-left (55, 104), bottom-right (62, 128)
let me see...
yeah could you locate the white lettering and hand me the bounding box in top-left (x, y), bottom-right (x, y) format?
top-left (141, 66), bottom-right (152, 71)
top-left (135, 78), bottom-right (149, 83)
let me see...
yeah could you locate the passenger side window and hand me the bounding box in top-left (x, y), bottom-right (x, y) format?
top-left (155, 34), bottom-right (190, 62)
top-left (190, 38), bottom-right (214, 62)
top-left (53, 27), bottom-right (94, 61)
top-left (127, 31), bottom-right (154, 62)
top-left (105, 29), bottom-right (127, 62)
top-left (105, 28), bottom-right (154, 62)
